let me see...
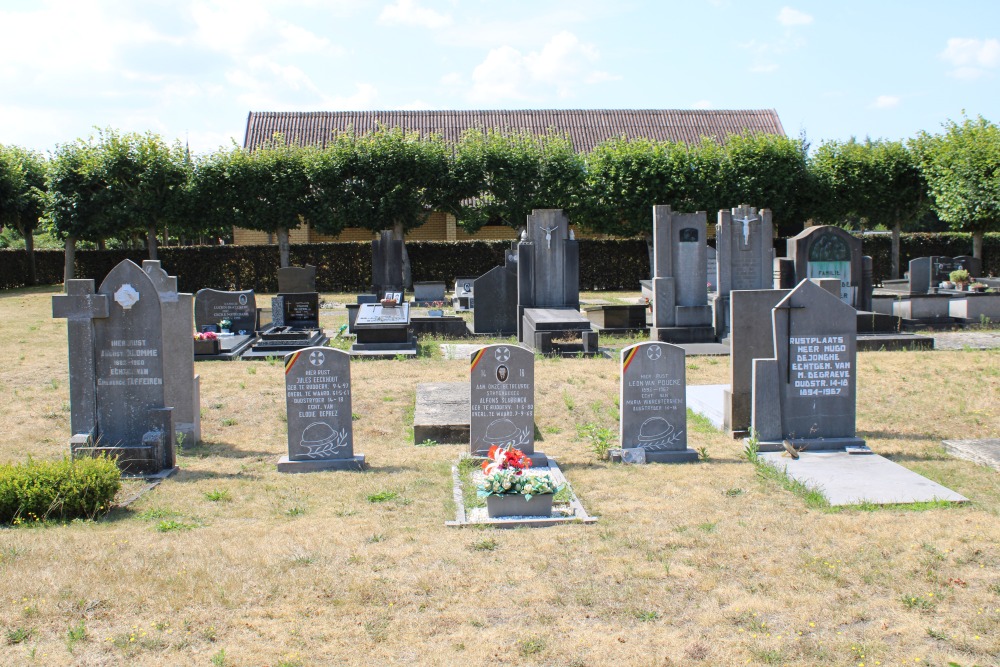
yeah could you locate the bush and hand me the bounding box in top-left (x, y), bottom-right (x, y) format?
top-left (0, 456), bottom-right (121, 524)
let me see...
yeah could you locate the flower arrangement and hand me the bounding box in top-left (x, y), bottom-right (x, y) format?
top-left (219, 319), bottom-right (232, 330)
top-left (193, 331), bottom-right (218, 341)
top-left (476, 445), bottom-right (561, 500)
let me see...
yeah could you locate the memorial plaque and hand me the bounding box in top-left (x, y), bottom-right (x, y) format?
top-left (355, 302), bottom-right (410, 326)
top-left (279, 347), bottom-right (364, 471)
top-left (195, 289), bottom-right (256, 334)
top-left (94, 261), bottom-right (167, 448)
top-left (619, 342), bottom-right (696, 463)
top-left (281, 293), bottom-right (319, 329)
top-left (469, 345), bottom-right (534, 457)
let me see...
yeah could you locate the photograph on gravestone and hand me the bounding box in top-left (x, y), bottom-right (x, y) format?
top-left (469, 345), bottom-right (538, 462)
top-left (620, 342), bottom-right (697, 463)
top-left (279, 346), bottom-right (365, 472)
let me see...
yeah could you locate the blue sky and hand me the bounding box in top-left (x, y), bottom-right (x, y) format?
top-left (0, 0), bottom-right (996, 154)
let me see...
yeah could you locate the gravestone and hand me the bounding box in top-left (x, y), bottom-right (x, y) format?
top-left (453, 276), bottom-right (476, 310)
top-left (194, 289), bottom-right (257, 334)
top-left (372, 231), bottom-right (403, 297)
top-left (777, 226), bottom-right (872, 310)
top-left (713, 205), bottom-right (774, 338)
top-left (143, 261), bottom-right (201, 447)
top-left (351, 302), bottom-right (416, 356)
top-left (277, 265), bottom-right (316, 294)
top-left (469, 345), bottom-right (541, 465)
top-left (650, 205), bottom-right (714, 343)
top-left (53, 260), bottom-right (175, 476)
top-left (517, 209), bottom-right (598, 355)
top-left (620, 342), bottom-right (696, 463)
top-left (473, 241), bottom-right (519, 335)
top-left (412, 281), bottom-right (446, 305)
top-left (908, 256), bottom-right (983, 293)
top-left (706, 246), bottom-right (717, 292)
top-left (278, 346), bottom-right (365, 471)
top-left (278, 293), bottom-right (320, 329)
top-left (751, 279), bottom-right (864, 451)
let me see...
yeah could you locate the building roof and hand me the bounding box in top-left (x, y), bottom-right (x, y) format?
top-left (244, 109), bottom-right (786, 153)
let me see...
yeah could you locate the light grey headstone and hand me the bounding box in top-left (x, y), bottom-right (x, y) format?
top-left (195, 289), bottom-right (256, 333)
top-left (470, 345), bottom-right (534, 457)
top-left (143, 260), bottom-right (201, 446)
top-left (277, 265), bottom-right (316, 294)
top-left (94, 260), bottom-right (171, 451)
top-left (716, 205), bottom-right (774, 296)
top-left (728, 289), bottom-right (789, 434)
top-left (413, 281), bottom-right (446, 303)
top-left (52, 280), bottom-right (109, 437)
top-left (651, 205), bottom-right (712, 333)
top-left (280, 346), bottom-right (364, 471)
top-left (619, 341), bottom-right (695, 462)
top-left (907, 257), bottom-right (932, 293)
top-left (706, 246), bottom-right (717, 292)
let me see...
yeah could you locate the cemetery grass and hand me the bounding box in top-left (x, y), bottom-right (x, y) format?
top-left (0, 287), bottom-right (997, 666)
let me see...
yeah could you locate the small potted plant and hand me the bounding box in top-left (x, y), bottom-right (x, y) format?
top-left (476, 444), bottom-right (563, 517)
top-left (193, 330), bottom-right (220, 355)
top-left (969, 281), bottom-right (988, 293)
top-left (219, 318), bottom-right (232, 334)
top-left (427, 300), bottom-right (445, 317)
top-left (949, 269), bottom-right (970, 291)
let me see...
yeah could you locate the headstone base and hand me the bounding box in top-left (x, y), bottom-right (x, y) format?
top-left (675, 305), bottom-right (713, 327)
top-left (651, 326), bottom-right (716, 343)
top-left (349, 338), bottom-right (418, 357)
top-left (749, 436), bottom-right (867, 453)
top-left (644, 448), bottom-right (699, 463)
top-left (409, 316), bottom-right (471, 338)
top-left (277, 455), bottom-right (366, 473)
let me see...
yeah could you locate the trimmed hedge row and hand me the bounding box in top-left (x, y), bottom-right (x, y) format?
top-left (0, 456), bottom-right (121, 524)
top-left (1, 233), bottom-right (997, 292)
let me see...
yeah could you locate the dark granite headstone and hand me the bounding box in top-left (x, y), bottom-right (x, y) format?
top-left (278, 347), bottom-right (364, 472)
top-left (751, 279), bottom-right (863, 450)
top-left (277, 266), bottom-right (316, 294)
top-left (372, 230), bottom-right (403, 297)
top-left (195, 289), bottom-right (257, 334)
top-left (473, 242), bottom-right (519, 335)
top-left (281, 293), bottom-right (319, 329)
top-left (470, 345), bottom-right (538, 462)
top-left (619, 342), bottom-right (696, 463)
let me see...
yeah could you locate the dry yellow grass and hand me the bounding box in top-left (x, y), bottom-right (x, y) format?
top-left (0, 285), bottom-right (998, 666)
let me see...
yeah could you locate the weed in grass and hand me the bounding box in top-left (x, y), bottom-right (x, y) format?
top-left (633, 610), bottom-right (659, 622)
top-left (238, 381), bottom-right (245, 390)
top-left (744, 428), bottom-right (760, 463)
top-left (246, 366), bottom-right (256, 375)
top-left (156, 519), bottom-right (194, 532)
top-left (285, 506), bottom-right (306, 516)
top-left (562, 390), bottom-right (575, 411)
top-left (687, 409), bottom-right (718, 435)
top-left (368, 533), bottom-right (387, 543)
top-left (901, 593), bottom-right (937, 611)
top-left (204, 489), bottom-right (231, 502)
top-left (577, 422), bottom-right (616, 461)
top-left (367, 490), bottom-right (399, 503)
top-left (382, 395), bottom-right (395, 402)
top-left (927, 627), bottom-right (948, 640)
top-left (352, 412), bottom-right (361, 421)
top-left (543, 425), bottom-right (562, 434)
top-left (137, 508), bottom-right (178, 520)
top-left (220, 417), bottom-right (237, 427)
top-left (518, 636), bottom-right (547, 656)
top-left (416, 438), bottom-right (438, 447)
top-left (6, 627), bottom-right (32, 645)
top-left (750, 648), bottom-right (784, 665)
top-left (211, 648), bottom-right (227, 666)
top-left (697, 522), bottom-right (717, 533)
top-left (725, 488), bottom-right (744, 497)
top-left (66, 620), bottom-right (86, 652)
top-left (696, 446), bottom-right (710, 461)
top-left (469, 537), bottom-right (499, 552)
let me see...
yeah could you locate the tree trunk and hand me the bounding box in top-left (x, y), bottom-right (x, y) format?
top-left (393, 221), bottom-right (412, 289)
top-left (97, 238), bottom-right (106, 251)
top-left (972, 230), bottom-right (984, 261)
top-left (643, 229), bottom-right (655, 279)
top-left (22, 227), bottom-right (37, 286)
top-left (277, 227), bottom-right (291, 268)
top-left (890, 221), bottom-right (901, 280)
top-left (63, 236), bottom-right (76, 285)
top-left (146, 224), bottom-right (158, 260)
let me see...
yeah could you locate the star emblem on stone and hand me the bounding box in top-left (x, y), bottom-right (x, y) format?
top-left (495, 347), bottom-right (510, 362)
top-left (309, 350), bottom-right (325, 366)
top-left (646, 345), bottom-right (661, 360)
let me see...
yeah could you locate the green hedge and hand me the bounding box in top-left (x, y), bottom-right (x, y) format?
top-left (1, 233), bottom-right (997, 292)
top-left (0, 456), bottom-right (121, 524)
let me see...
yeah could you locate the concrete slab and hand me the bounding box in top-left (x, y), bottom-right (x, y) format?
top-left (942, 439), bottom-right (1000, 470)
top-left (677, 342), bottom-right (730, 356)
top-left (685, 384), bottom-right (727, 431)
top-left (758, 450), bottom-right (968, 506)
top-left (413, 382), bottom-right (470, 445)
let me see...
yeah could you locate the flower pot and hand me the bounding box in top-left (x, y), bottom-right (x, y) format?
top-left (486, 493), bottom-right (553, 518)
top-left (194, 338), bottom-right (220, 355)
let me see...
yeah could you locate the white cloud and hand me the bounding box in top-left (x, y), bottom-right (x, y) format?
top-left (749, 63), bottom-right (779, 73)
top-left (940, 38), bottom-right (1000, 79)
top-left (378, 0), bottom-right (452, 29)
top-left (468, 31), bottom-right (612, 103)
top-left (691, 100), bottom-right (713, 109)
top-left (872, 95), bottom-right (900, 109)
top-left (776, 7), bottom-right (813, 26)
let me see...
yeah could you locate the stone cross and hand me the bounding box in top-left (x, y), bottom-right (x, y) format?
top-left (52, 280), bottom-right (109, 437)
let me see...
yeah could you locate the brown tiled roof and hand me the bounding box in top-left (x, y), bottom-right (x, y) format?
top-left (244, 109), bottom-right (785, 152)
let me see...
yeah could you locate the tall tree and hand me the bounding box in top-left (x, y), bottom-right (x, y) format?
top-left (95, 129), bottom-right (190, 260)
top-left (46, 139), bottom-right (114, 282)
top-left (913, 115), bottom-right (1000, 260)
top-left (192, 138), bottom-right (318, 268)
top-left (454, 129), bottom-right (585, 233)
top-left (0, 145), bottom-right (47, 285)
top-left (318, 127), bottom-right (456, 286)
top-left (579, 136), bottom-right (720, 275)
top-left (811, 138), bottom-right (927, 278)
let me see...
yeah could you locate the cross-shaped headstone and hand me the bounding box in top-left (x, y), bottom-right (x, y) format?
top-left (52, 280), bottom-right (109, 437)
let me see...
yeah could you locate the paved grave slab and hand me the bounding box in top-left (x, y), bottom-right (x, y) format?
top-left (758, 451), bottom-right (968, 506)
top-left (413, 382), bottom-right (470, 444)
top-left (942, 439), bottom-right (1000, 470)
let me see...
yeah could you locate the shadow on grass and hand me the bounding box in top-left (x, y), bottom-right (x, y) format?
top-left (170, 468), bottom-right (247, 483)
top-left (178, 440), bottom-right (277, 459)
